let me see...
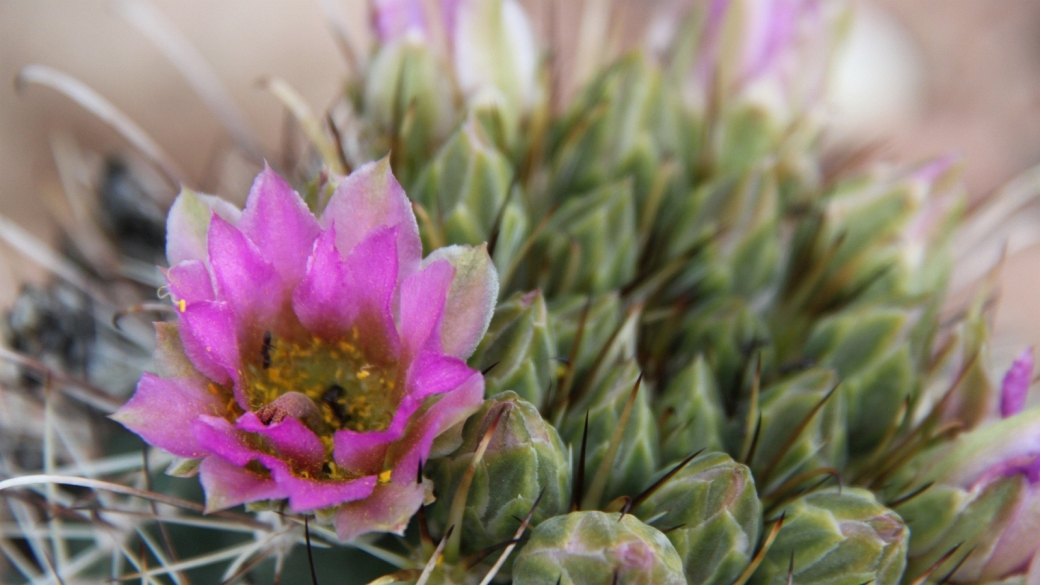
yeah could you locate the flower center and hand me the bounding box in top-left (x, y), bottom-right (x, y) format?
top-left (244, 333), bottom-right (399, 433)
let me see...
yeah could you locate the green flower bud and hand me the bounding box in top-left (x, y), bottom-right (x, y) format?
top-left (470, 291), bottom-right (555, 408)
top-left (750, 368), bottom-right (846, 492)
top-left (428, 392), bottom-right (570, 555)
top-left (512, 511), bottom-right (686, 585)
top-left (657, 356), bottom-right (727, 460)
top-left (560, 360), bottom-right (659, 506)
top-left (754, 488), bottom-right (909, 585)
top-left (411, 116), bottom-right (514, 252)
top-left (540, 180), bottom-right (638, 296)
top-left (634, 452), bottom-right (762, 585)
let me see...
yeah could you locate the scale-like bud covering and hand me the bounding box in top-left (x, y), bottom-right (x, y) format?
top-left (428, 392), bottom-right (570, 554)
top-left (635, 452), bottom-right (762, 585)
top-left (754, 488), bottom-right (908, 585)
top-left (512, 511), bottom-right (686, 585)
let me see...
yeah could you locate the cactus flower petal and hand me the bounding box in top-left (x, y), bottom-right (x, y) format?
top-left (1001, 348), bottom-right (1034, 418)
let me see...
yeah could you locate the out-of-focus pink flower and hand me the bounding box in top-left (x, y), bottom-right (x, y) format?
top-left (922, 410), bottom-right (1040, 582)
top-left (112, 159), bottom-right (497, 541)
top-left (1002, 348), bottom-right (1035, 418)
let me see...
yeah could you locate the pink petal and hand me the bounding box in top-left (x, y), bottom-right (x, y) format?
top-left (199, 456), bottom-right (287, 512)
top-left (386, 370), bottom-right (483, 483)
top-left (1002, 348), bottom-right (1035, 418)
top-left (333, 352), bottom-right (475, 476)
top-left (193, 415), bottom-right (261, 467)
top-left (399, 259), bottom-right (454, 363)
top-left (293, 225), bottom-right (401, 362)
top-left (981, 481), bottom-right (1040, 579)
top-left (334, 479), bottom-right (428, 541)
top-left (321, 157), bottom-right (422, 284)
top-left (237, 412), bottom-right (325, 473)
top-left (179, 301), bottom-right (241, 391)
top-left (263, 458), bottom-right (378, 512)
top-left (166, 189), bottom-right (241, 267)
top-left (422, 244), bottom-right (499, 359)
top-left (111, 374), bottom-right (223, 458)
top-left (207, 214), bottom-right (284, 346)
top-left (236, 166), bottom-right (321, 291)
top-left (166, 260), bottom-right (214, 305)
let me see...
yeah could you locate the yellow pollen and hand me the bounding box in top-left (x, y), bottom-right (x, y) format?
top-left (357, 370), bottom-right (370, 380)
top-left (378, 470), bottom-right (392, 483)
top-left (178, 299), bottom-right (187, 312)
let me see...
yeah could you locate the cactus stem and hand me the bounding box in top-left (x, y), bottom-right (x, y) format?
top-left (732, 512), bottom-right (786, 585)
top-left (416, 525), bottom-right (454, 585)
top-left (625, 449), bottom-right (705, 514)
top-left (572, 411), bottom-right (590, 511)
top-left (486, 179), bottom-right (518, 259)
top-left (759, 383), bottom-right (840, 485)
top-left (581, 373), bottom-right (643, 510)
top-left (477, 487), bottom-right (546, 585)
top-left (445, 407), bottom-right (508, 561)
top-left (906, 543), bottom-right (963, 585)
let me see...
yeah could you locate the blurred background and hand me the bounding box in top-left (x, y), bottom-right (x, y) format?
top-left (2, 0), bottom-right (1040, 357)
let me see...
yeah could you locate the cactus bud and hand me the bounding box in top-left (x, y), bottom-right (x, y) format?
top-left (754, 487), bottom-right (909, 585)
top-left (634, 452), bottom-right (762, 585)
top-left (512, 511), bottom-right (686, 585)
top-left (470, 291), bottom-right (555, 408)
top-left (428, 392), bottom-right (570, 555)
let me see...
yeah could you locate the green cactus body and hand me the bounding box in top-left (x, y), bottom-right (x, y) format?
top-left (428, 392), bottom-right (571, 555)
top-left (635, 452), bottom-right (762, 585)
top-left (412, 117), bottom-right (515, 252)
top-left (657, 356), bottom-right (728, 461)
top-left (469, 291), bottom-right (555, 408)
top-left (561, 360), bottom-right (659, 506)
top-left (754, 488), bottom-right (909, 585)
top-left (549, 294), bottom-right (622, 378)
top-left (512, 511), bottom-right (686, 585)
top-left (750, 368), bottom-right (847, 492)
top-left (361, 39), bottom-right (456, 184)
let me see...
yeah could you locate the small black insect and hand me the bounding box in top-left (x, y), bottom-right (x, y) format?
top-left (321, 384), bottom-right (351, 425)
top-left (261, 331), bottom-right (272, 369)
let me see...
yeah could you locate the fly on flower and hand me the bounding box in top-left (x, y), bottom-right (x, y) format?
top-left (111, 157), bottom-right (498, 541)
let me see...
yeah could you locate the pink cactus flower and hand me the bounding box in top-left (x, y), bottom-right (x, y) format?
top-left (112, 158), bottom-right (497, 541)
